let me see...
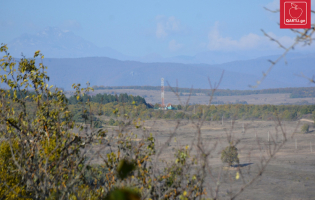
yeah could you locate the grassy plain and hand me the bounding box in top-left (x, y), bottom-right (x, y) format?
top-left (88, 118), bottom-right (315, 199)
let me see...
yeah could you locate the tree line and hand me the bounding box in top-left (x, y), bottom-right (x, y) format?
top-left (68, 98), bottom-right (315, 124)
top-left (67, 92), bottom-right (152, 107)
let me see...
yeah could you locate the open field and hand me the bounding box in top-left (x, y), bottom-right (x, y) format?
top-left (66, 89), bottom-right (315, 105)
top-left (90, 118), bottom-right (315, 199)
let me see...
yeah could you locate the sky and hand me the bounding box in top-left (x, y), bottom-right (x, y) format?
top-left (1, 0), bottom-right (314, 58)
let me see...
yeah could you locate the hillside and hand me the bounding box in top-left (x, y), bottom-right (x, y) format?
top-left (39, 55), bottom-right (314, 90)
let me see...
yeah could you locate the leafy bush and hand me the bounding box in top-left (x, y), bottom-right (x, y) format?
top-left (0, 140), bottom-right (31, 199)
top-left (0, 45), bottom-right (104, 199)
top-left (301, 124), bottom-right (310, 133)
top-left (1, 45), bottom-right (194, 199)
top-left (221, 143), bottom-right (239, 166)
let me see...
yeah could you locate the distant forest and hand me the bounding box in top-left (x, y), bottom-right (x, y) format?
top-left (5, 90), bottom-right (314, 124)
top-left (68, 93), bottom-right (152, 108)
top-left (92, 85), bottom-right (315, 98)
top-left (65, 93), bottom-right (315, 123)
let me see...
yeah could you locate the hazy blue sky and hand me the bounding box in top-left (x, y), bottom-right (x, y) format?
top-left (1, 0), bottom-right (314, 58)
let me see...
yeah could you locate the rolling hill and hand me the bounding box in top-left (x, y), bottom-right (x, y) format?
top-left (39, 55), bottom-right (314, 90)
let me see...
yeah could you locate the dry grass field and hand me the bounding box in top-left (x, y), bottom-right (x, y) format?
top-left (69, 88), bottom-right (315, 199)
top-left (90, 118), bottom-right (315, 199)
top-left (68, 89), bottom-right (315, 105)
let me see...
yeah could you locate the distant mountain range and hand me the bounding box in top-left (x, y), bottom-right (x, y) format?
top-left (7, 27), bottom-right (126, 60)
top-left (136, 51), bottom-right (256, 65)
top-left (3, 27), bottom-right (314, 90)
top-left (39, 54), bottom-right (314, 90)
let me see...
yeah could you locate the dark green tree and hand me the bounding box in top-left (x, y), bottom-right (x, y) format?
top-left (221, 143), bottom-right (239, 166)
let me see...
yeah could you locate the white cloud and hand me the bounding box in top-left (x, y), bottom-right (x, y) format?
top-left (266, 32), bottom-right (295, 48)
top-left (156, 22), bottom-right (168, 39)
top-left (207, 22), bottom-right (263, 51)
top-left (166, 16), bottom-right (180, 31)
top-left (207, 22), bottom-right (295, 51)
top-left (169, 39), bottom-right (183, 51)
top-left (155, 16), bottom-right (182, 39)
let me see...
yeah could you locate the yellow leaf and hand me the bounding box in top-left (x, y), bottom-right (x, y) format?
top-left (236, 172), bottom-right (240, 180)
top-left (183, 191), bottom-right (187, 196)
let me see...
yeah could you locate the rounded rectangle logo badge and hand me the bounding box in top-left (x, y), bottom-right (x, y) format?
top-left (280, 0), bottom-right (311, 29)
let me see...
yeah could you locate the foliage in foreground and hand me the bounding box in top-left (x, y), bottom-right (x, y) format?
top-left (0, 45), bottom-right (212, 200)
